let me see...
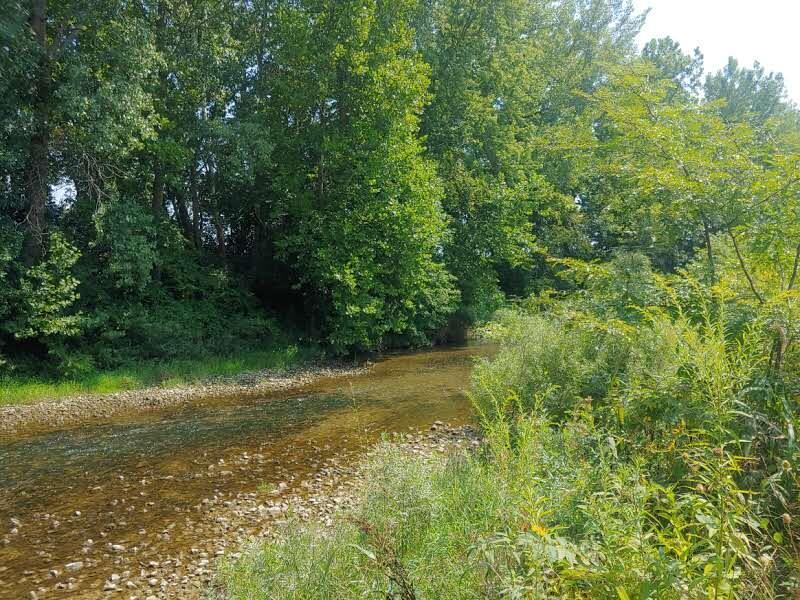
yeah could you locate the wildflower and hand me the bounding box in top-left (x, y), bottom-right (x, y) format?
top-left (530, 523), bottom-right (549, 536)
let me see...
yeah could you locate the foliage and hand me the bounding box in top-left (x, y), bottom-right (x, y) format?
top-left (471, 259), bottom-right (800, 597)
top-left (13, 232), bottom-right (83, 339)
top-left (416, 0), bottom-right (644, 318)
top-left (92, 199), bottom-right (158, 293)
top-left (258, 0), bottom-right (461, 351)
top-left (218, 258), bottom-right (800, 598)
top-left (1, 0), bottom-right (799, 465)
top-left (4, 0), bottom-right (794, 592)
top-left (0, 233), bottom-right (83, 372)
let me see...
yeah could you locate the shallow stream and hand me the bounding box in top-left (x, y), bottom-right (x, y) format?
top-left (0, 344), bottom-right (490, 598)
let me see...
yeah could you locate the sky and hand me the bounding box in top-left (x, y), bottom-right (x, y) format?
top-left (632, 0), bottom-right (800, 104)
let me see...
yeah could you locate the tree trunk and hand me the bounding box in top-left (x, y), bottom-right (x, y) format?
top-left (213, 209), bottom-right (226, 259)
top-left (152, 162), bottom-right (165, 218)
top-left (151, 0), bottom-right (168, 221)
top-left (173, 191), bottom-right (192, 240)
top-left (22, 0), bottom-right (49, 267)
top-left (210, 171), bottom-right (225, 258)
top-left (190, 159), bottom-right (201, 248)
top-left (702, 217), bottom-right (715, 283)
top-left (788, 240), bottom-right (800, 291)
top-left (728, 228), bottom-right (764, 305)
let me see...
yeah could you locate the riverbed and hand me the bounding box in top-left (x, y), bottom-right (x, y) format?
top-left (0, 344), bottom-right (490, 599)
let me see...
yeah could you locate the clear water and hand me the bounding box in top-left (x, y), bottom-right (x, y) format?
top-left (0, 344), bottom-right (491, 598)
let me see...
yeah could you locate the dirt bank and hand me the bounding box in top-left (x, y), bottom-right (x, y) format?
top-left (0, 362), bottom-right (369, 437)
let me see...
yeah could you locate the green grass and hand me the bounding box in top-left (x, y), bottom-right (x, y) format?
top-left (213, 420), bottom-right (685, 599)
top-left (0, 343), bottom-right (319, 407)
top-left (213, 294), bottom-right (798, 598)
top-left (215, 440), bottom-right (504, 599)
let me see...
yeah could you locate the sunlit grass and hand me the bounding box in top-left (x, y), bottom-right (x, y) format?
top-left (0, 344), bottom-right (318, 407)
top-left (216, 296), bottom-right (794, 598)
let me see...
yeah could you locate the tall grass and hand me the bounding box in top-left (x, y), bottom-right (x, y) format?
top-left (213, 261), bottom-right (800, 599)
top-left (0, 343), bottom-right (316, 407)
top-left (215, 443), bottom-right (507, 599)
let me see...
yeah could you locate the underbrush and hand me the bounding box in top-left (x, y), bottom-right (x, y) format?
top-left (214, 255), bottom-right (800, 599)
top-left (0, 343), bottom-right (316, 407)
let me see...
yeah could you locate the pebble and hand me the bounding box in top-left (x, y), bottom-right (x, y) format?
top-left (3, 421), bottom-right (477, 598)
top-left (1, 363), bottom-right (368, 436)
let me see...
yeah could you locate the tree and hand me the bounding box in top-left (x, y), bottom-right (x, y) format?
top-left (589, 57), bottom-right (800, 371)
top-left (706, 57), bottom-right (790, 125)
top-left (642, 36), bottom-right (704, 99)
top-left (415, 0), bottom-right (644, 320)
top-left (255, 0), bottom-right (459, 350)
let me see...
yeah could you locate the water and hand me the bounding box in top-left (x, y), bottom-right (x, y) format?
top-left (0, 344), bottom-right (490, 598)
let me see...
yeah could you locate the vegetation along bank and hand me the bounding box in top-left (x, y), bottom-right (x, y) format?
top-left (3, 0), bottom-right (800, 597)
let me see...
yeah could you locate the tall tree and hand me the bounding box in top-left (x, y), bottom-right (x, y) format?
top-left (258, 0), bottom-right (459, 349)
top-left (415, 0), bottom-right (644, 317)
top-left (706, 57), bottom-right (790, 125)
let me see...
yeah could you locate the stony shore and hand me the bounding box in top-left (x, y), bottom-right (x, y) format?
top-left (0, 362), bottom-right (369, 437)
top-left (12, 424), bottom-right (479, 600)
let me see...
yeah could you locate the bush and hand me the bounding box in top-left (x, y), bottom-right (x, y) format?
top-left (471, 309), bottom-right (634, 423)
top-left (215, 257), bottom-right (800, 598)
top-left (216, 416), bottom-right (782, 598)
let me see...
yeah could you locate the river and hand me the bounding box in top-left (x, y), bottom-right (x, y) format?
top-left (0, 344), bottom-right (490, 599)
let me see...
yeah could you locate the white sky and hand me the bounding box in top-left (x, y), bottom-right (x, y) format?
top-left (632, 0), bottom-right (800, 104)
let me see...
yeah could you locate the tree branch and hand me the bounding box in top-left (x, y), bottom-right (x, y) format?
top-left (789, 240), bottom-right (800, 291)
top-left (728, 228), bottom-right (765, 304)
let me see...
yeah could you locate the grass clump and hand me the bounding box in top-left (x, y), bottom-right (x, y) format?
top-left (216, 443), bottom-right (505, 599)
top-left (214, 253), bottom-right (800, 598)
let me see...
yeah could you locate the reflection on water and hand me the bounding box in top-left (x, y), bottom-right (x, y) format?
top-left (0, 344), bottom-right (491, 599)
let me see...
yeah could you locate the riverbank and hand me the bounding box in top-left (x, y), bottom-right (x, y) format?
top-left (203, 424), bottom-right (479, 600)
top-left (211, 423), bottom-right (486, 600)
top-left (7, 424), bottom-right (478, 600)
top-left (0, 344), bottom-right (318, 408)
top-left (0, 358), bottom-right (369, 437)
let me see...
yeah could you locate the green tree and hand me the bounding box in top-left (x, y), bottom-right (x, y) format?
top-left (257, 0), bottom-right (458, 350)
top-left (642, 36), bottom-right (704, 99)
top-left (705, 57), bottom-right (790, 125)
top-left (415, 0), bottom-right (644, 320)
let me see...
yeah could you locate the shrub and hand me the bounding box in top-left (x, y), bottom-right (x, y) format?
top-left (215, 258), bottom-right (800, 598)
top-left (471, 308), bottom-right (633, 424)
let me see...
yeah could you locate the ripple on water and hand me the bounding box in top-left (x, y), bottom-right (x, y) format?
top-left (0, 344), bottom-right (492, 599)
